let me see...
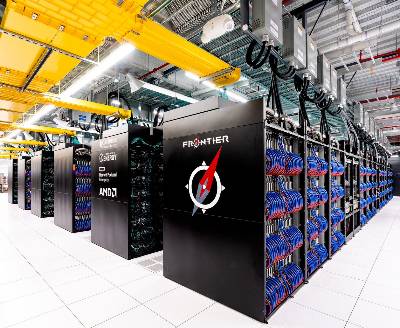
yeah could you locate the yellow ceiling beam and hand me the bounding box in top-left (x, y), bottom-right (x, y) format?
top-left (5, 0), bottom-right (239, 88)
top-left (0, 147), bottom-right (30, 152)
top-left (0, 153), bottom-right (18, 159)
top-left (0, 83), bottom-right (131, 119)
top-left (0, 139), bottom-right (48, 147)
top-left (124, 18), bottom-right (241, 87)
top-left (0, 122), bottom-right (77, 136)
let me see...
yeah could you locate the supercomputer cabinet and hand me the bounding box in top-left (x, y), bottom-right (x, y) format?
top-left (91, 125), bottom-right (163, 260)
top-left (7, 159), bottom-right (18, 204)
top-left (31, 151), bottom-right (54, 218)
top-left (54, 144), bottom-right (91, 233)
top-left (18, 157), bottom-right (31, 210)
top-left (162, 99), bottom-right (307, 322)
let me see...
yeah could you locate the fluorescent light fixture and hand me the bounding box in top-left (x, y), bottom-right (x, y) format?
top-left (202, 80), bottom-right (219, 90)
top-left (62, 43), bottom-right (135, 98)
top-left (111, 99), bottom-right (121, 107)
top-left (142, 83), bottom-right (198, 104)
top-left (226, 90), bottom-right (248, 103)
top-left (187, 73), bottom-right (248, 103)
top-left (185, 71), bottom-right (201, 81)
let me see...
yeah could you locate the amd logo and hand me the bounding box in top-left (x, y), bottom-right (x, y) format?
top-left (99, 187), bottom-right (117, 198)
top-left (183, 135), bottom-right (229, 149)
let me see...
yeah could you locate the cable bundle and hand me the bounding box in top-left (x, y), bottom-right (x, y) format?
top-left (331, 184), bottom-right (345, 201)
top-left (265, 226), bottom-right (304, 268)
top-left (361, 214), bottom-right (368, 225)
top-left (360, 182), bottom-right (376, 192)
top-left (360, 166), bottom-right (377, 176)
top-left (307, 249), bottom-right (319, 275)
top-left (307, 156), bottom-right (328, 177)
top-left (331, 159), bottom-right (344, 176)
top-left (316, 187), bottom-right (329, 205)
top-left (307, 220), bottom-right (319, 241)
top-left (265, 234), bottom-right (289, 267)
top-left (265, 192), bottom-right (288, 220)
top-left (265, 190), bottom-right (303, 220)
top-left (331, 208), bottom-right (345, 227)
top-left (281, 263), bottom-right (304, 294)
top-left (380, 170), bottom-right (388, 177)
top-left (331, 231), bottom-right (345, 254)
top-left (307, 188), bottom-right (320, 209)
top-left (280, 226), bottom-right (304, 254)
top-left (265, 149), bottom-right (303, 176)
top-left (282, 190), bottom-right (304, 214)
top-left (265, 263), bottom-right (304, 315)
top-left (379, 180), bottom-right (388, 187)
top-left (265, 276), bottom-right (286, 316)
top-left (311, 214), bottom-right (328, 234)
top-left (314, 244), bottom-right (328, 264)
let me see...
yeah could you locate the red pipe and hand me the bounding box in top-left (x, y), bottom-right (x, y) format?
top-left (138, 62), bottom-right (170, 80)
top-left (359, 48), bottom-right (400, 63)
top-left (359, 94), bottom-right (400, 104)
top-left (382, 125), bottom-right (400, 130)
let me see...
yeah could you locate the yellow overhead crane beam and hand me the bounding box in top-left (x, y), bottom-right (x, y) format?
top-left (0, 122), bottom-right (77, 136)
top-left (0, 0), bottom-right (240, 126)
top-left (1, 0), bottom-right (239, 88)
top-left (0, 139), bottom-right (48, 147)
top-left (0, 153), bottom-right (18, 159)
top-left (0, 146), bottom-right (30, 152)
top-left (0, 83), bottom-right (131, 119)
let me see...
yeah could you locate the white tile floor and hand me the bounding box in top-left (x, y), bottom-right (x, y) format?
top-left (1, 193), bottom-right (400, 328)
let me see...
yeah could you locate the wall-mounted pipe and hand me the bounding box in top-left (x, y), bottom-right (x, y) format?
top-left (320, 20), bottom-right (400, 54)
top-left (343, 0), bottom-right (362, 36)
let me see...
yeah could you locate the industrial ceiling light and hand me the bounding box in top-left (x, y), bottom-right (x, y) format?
top-left (142, 83), bottom-right (198, 104)
top-left (201, 14), bottom-right (235, 44)
top-left (61, 43), bottom-right (136, 98)
top-left (127, 73), bottom-right (198, 104)
top-left (185, 72), bottom-right (249, 103)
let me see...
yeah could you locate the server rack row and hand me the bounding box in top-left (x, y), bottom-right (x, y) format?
top-left (162, 99), bottom-right (394, 323)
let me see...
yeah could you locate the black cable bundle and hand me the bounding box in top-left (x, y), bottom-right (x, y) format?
top-left (246, 40), bottom-right (272, 70)
top-left (266, 55), bottom-right (295, 117)
top-left (129, 137), bottom-right (163, 257)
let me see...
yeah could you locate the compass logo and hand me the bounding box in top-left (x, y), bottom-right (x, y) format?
top-left (185, 147), bottom-right (226, 216)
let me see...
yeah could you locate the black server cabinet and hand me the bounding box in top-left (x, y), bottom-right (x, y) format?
top-left (163, 99), bottom-right (275, 322)
top-left (54, 144), bottom-right (91, 233)
top-left (8, 159), bottom-right (18, 204)
top-left (91, 125), bottom-right (163, 260)
top-left (31, 151), bottom-right (54, 218)
top-left (18, 157), bottom-right (31, 210)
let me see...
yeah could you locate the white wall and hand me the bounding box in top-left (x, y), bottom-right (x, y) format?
top-left (0, 159), bottom-right (9, 176)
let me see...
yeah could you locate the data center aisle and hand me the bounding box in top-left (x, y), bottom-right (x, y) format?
top-left (1, 193), bottom-right (400, 328)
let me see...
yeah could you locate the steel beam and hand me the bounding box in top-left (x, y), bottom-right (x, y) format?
top-left (0, 139), bottom-right (47, 146)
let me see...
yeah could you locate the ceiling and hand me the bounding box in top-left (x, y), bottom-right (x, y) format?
top-left (2, 0), bottom-right (400, 151)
